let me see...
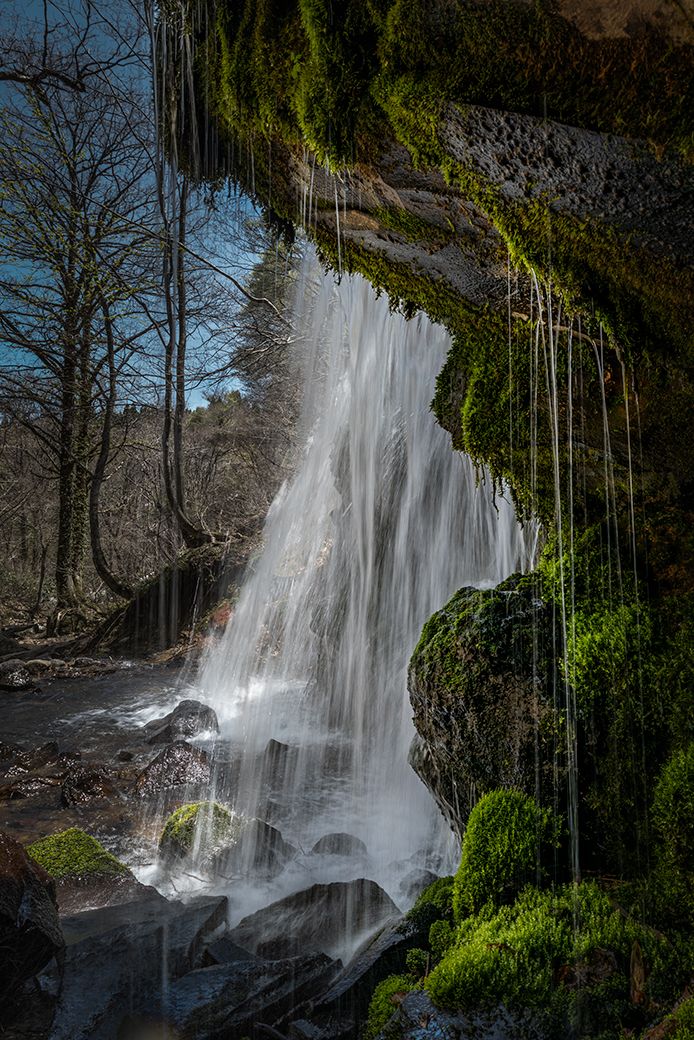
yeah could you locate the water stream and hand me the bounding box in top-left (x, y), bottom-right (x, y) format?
top-left (192, 249), bottom-right (532, 915)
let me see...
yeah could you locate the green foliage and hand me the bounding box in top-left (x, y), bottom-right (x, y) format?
top-left (159, 801), bottom-right (240, 861)
top-left (429, 918), bottom-right (455, 961)
top-left (671, 996), bottom-right (694, 1040)
top-left (363, 974), bottom-right (415, 1039)
top-left (27, 828), bottom-right (131, 879)
top-left (651, 744), bottom-right (694, 928)
top-left (453, 790), bottom-right (554, 920)
top-left (426, 882), bottom-right (683, 1026)
top-left (406, 875), bottom-right (454, 930)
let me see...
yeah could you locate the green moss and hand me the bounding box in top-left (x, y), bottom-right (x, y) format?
top-left (428, 918), bottom-right (455, 962)
top-left (453, 790), bottom-right (555, 920)
top-left (671, 996), bottom-right (694, 1040)
top-left (364, 973), bottom-right (416, 1039)
top-left (406, 875), bottom-right (454, 931)
top-left (372, 206), bottom-right (453, 246)
top-left (159, 801), bottom-right (240, 861)
top-left (426, 882), bottom-right (684, 1031)
top-left (651, 744), bottom-right (694, 929)
top-left (27, 828), bottom-right (131, 879)
top-left (404, 947), bottom-right (429, 978)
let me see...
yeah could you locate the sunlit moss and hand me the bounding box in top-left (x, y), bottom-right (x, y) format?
top-left (27, 828), bottom-right (131, 879)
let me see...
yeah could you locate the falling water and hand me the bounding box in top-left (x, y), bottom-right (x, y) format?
top-left (198, 249), bottom-right (531, 911)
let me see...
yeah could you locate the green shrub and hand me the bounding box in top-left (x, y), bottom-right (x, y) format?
top-left (405, 947), bottom-right (429, 978)
top-left (363, 974), bottom-right (415, 1039)
top-left (159, 801), bottom-right (240, 862)
top-left (426, 882), bottom-right (681, 1025)
top-left (453, 790), bottom-right (554, 920)
top-left (651, 744), bottom-right (694, 928)
top-left (27, 828), bottom-right (131, 879)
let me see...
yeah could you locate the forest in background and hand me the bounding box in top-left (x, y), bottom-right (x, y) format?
top-left (0, 0), bottom-right (299, 635)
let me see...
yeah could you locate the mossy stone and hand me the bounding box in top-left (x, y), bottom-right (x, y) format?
top-left (26, 828), bottom-right (131, 879)
top-left (159, 801), bottom-right (241, 863)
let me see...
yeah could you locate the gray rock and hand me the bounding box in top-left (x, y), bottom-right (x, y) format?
top-left (61, 765), bottom-right (118, 806)
top-left (374, 990), bottom-right (549, 1039)
top-left (45, 894), bottom-right (227, 1040)
top-left (200, 935), bottom-right (259, 967)
top-left (143, 699), bottom-right (219, 744)
top-left (230, 879), bottom-right (399, 960)
top-left (0, 831), bottom-right (64, 1023)
top-left (209, 818), bottom-right (297, 880)
top-left (311, 832), bottom-right (367, 858)
top-left (135, 740), bottom-right (211, 796)
top-left (163, 951), bottom-right (340, 1040)
top-left (399, 868), bottom-right (438, 904)
top-left (0, 659), bottom-right (34, 690)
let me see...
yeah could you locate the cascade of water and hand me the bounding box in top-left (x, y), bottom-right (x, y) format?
top-left (198, 249), bottom-right (531, 908)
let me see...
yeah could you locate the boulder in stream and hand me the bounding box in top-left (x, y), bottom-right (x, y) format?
top-left (0, 659), bottom-right (34, 690)
top-left (311, 832), bottom-right (367, 857)
top-left (61, 764), bottom-right (118, 806)
top-left (136, 740), bottom-right (211, 797)
top-left (143, 698), bottom-right (219, 744)
top-left (159, 800), bottom-right (242, 863)
top-left (209, 817), bottom-right (297, 879)
top-left (229, 879), bottom-right (399, 960)
top-left (0, 830), bottom-right (64, 1021)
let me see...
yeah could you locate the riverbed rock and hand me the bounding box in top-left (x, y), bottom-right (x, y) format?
top-left (158, 800), bottom-right (242, 863)
top-left (136, 740), bottom-right (211, 797)
top-left (408, 575), bottom-right (557, 836)
top-left (0, 659), bottom-right (34, 690)
top-left (160, 951), bottom-right (338, 1039)
top-left (0, 831), bottom-right (64, 1020)
top-left (45, 894), bottom-right (228, 1040)
top-left (229, 879), bottom-right (400, 960)
top-left (209, 817), bottom-right (297, 879)
top-left (61, 764), bottom-right (118, 806)
top-left (311, 832), bottom-right (367, 857)
top-left (143, 698), bottom-right (219, 744)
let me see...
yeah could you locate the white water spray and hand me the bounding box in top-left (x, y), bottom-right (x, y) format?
top-left (199, 249), bottom-right (531, 906)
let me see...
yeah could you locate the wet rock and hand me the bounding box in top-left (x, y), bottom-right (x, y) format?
top-left (306, 915), bottom-right (430, 1039)
top-left (0, 659), bottom-right (34, 690)
top-left (398, 868), bottom-right (438, 905)
top-left (371, 990), bottom-right (549, 1039)
top-left (262, 738), bottom-right (299, 782)
top-left (200, 934), bottom-right (259, 967)
top-left (0, 831), bottom-right (64, 1020)
top-left (229, 879), bottom-right (399, 960)
top-left (408, 575), bottom-right (557, 836)
top-left (159, 801), bottom-right (241, 863)
top-left (163, 951), bottom-right (340, 1040)
top-left (136, 740), bottom-right (211, 797)
top-left (54, 873), bottom-right (162, 916)
top-left (0, 739), bottom-right (23, 763)
top-left (46, 895), bottom-right (227, 1040)
top-left (143, 698), bottom-right (219, 744)
top-left (117, 749), bottom-right (134, 762)
top-left (15, 741), bottom-right (60, 772)
top-left (311, 832), bottom-right (367, 857)
top-left (209, 818), bottom-right (297, 879)
top-left (0, 774), bottom-right (63, 800)
top-left (61, 765), bottom-right (118, 806)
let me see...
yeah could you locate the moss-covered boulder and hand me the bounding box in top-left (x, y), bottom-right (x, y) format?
top-left (158, 801), bottom-right (242, 864)
top-left (27, 828), bottom-right (131, 880)
top-left (453, 790), bottom-right (554, 921)
top-left (408, 574), bottom-right (557, 836)
top-left (651, 743), bottom-right (694, 930)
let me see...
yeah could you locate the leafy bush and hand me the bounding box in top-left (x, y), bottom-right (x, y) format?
top-left (453, 789), bottom-right (554, 920)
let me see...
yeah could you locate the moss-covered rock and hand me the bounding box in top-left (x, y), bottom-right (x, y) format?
top-left (651, 744), bottom-right (694, 930)
top-left (425, 882), bottom-right (686, 1037)
top-left (158, 801), bottom-right (242, 864)
top-left (26, 828), bottom-right (131, 880)
top-left (406, 875), bottom-right (454, 931)
top-left (408, 574), bottom-right (557, 835)
top-left (453, 790), bottom-right (554, 921)
top-left (364, 973), bottom-right (417, 1040)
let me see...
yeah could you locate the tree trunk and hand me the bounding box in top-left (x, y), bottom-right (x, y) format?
top-left (89, 298), bottom-right (134, 600)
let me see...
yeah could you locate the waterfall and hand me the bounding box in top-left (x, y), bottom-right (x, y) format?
top-left (198, 249), bottom-right (531, 910)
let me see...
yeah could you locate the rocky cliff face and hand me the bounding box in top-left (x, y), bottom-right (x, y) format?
top-left (168, 0), bottom-right (693, 881)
